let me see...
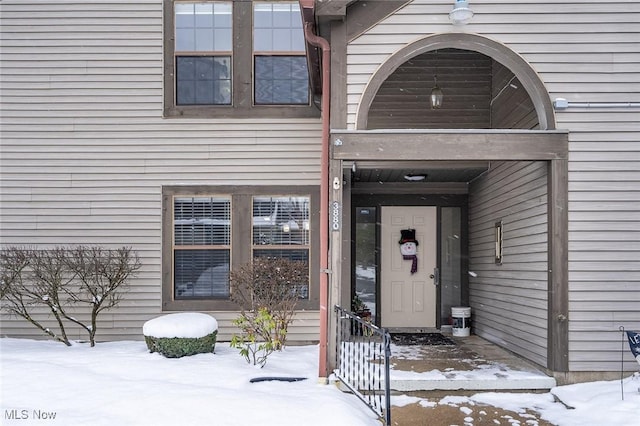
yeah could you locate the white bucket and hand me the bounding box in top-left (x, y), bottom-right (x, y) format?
top-left (451, 306), bottom-right (471, 337)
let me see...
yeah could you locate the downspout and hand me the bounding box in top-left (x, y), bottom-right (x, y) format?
top-left (303, 14), bottom-right (331, 378)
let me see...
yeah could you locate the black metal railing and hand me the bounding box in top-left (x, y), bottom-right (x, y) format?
top-left (334, 305), bottom-right (391, 425)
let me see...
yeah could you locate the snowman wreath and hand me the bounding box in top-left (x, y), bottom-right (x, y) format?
top-left (399, 228), bottom-right (419, 274)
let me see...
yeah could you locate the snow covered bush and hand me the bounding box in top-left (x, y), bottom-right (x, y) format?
top-left (0, 246), bottom-right (141, 346)
top-left (143, 313), bottom-right (218, 358)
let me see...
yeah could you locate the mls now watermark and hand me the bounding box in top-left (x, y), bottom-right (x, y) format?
top-left (5, 408), bottom-right (57, 421)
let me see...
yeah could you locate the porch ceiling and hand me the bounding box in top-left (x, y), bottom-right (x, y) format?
top-left (351, 161), bottom-right (489, 184)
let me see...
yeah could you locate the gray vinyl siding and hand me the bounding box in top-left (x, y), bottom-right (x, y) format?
top-left (347, 0), bottom-right (640, 371)
top-left (565, 116), bottom-right (640, 372)
top-left (468, 161), bottom-right (549, 367)
top-left (0, 0), bottom-right (322, 342)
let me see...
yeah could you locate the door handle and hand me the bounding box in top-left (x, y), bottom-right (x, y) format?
top-left (430, 267), bottom-right (440, 286)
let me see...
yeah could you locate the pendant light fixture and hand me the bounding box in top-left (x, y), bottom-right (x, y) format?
top-left (430, 50), bottom-right (443, 109)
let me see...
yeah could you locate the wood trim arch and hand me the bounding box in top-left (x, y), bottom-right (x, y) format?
top-left (355, 33), bottom-right (556, 130)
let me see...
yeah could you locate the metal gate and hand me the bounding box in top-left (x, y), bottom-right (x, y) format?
top-left (334, 305), bottom-right (391, 425)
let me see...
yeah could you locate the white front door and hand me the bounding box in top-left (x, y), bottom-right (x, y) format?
top-left (381, 206), bottom-right (437, 329)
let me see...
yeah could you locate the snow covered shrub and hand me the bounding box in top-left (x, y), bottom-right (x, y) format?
top-left (0, 246), bottom-right (141, 346)
top-left (229, 257), bottom-right (307, 351)
top-left (144, 333), bottom-right (218, 358)
top-left (143, 313), bottom-right (218, 358)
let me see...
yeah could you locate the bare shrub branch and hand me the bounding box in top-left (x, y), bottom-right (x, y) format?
top-left (1, 247), bottom-right (73, 346)
top-left (1, 246), bottom-right (142, 346)
top-left (230, 257), bottom-right (308, 350)
top-left (66, 246), bottom-right (141, 346)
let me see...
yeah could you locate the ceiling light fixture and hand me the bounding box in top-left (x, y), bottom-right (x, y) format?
top-left (404, 174), bottom-right (426, 182)
top-left (449, 0), bottom-right (474, 25)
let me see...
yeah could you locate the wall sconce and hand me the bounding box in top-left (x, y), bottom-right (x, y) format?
top-left (494, 221), bottom-right (503, 264)
top-left (449, 0), bottom-right (474, 25)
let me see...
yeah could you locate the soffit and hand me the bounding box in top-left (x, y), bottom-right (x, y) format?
top-left (351, 161), bottom-right (490, 184)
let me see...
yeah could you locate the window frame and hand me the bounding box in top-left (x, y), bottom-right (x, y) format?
top-left (252, 2), bottom-right (309, 105)
top-left (162, 185), bottom-right (320, 311)
top-left (173, 195), bottom-right (232, 299)
top-left (164, 0), bottom-right (318, 119)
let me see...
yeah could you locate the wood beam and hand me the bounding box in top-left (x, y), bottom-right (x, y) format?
top-left (332, 131), bottom-right (569, 161)
top-left (315, 0), bottom-right (353, 19)
top-left (548, 159), bottom-right (569, 372)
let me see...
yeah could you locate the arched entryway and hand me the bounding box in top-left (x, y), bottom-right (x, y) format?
top-left (356, 33), bottom-right (556, 131)
top-left (331, 33), bottom-right (568, 372)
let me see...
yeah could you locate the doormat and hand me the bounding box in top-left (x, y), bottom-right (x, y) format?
top-left (390, 333), bottom-right (455, 346)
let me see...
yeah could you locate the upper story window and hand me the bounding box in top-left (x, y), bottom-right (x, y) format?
top-left (174, 2), bottom-right (232, 105)
top-left (164, 1), bottom-right (318, 118)
top-left (253, 3), bottom-right (308, 105)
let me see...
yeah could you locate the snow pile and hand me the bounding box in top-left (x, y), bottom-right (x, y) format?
top-left (2, 338), bottom-right (639, 426)
top-left (142, 312), bottom-right (218, 338)
top-left (0, 338), bottom-right (377, 426)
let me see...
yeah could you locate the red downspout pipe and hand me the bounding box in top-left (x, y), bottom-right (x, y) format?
top-left (302, 15), bottom-right (330, 378)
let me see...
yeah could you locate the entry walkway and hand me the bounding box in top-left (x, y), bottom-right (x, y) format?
top-left (389, 334), bottom-right (556, 392)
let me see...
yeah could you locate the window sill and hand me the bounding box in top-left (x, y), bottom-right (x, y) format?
top-left (162, 298), bottom-right (319, 312)
top-left (163, 104), bottom-right (320, 119)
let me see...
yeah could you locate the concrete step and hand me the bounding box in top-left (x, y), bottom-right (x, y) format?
top-left (389, 372), bottom-right (557, 392)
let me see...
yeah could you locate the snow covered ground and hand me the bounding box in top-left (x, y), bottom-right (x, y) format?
top-left (1, 338), bottom-right (639, 426)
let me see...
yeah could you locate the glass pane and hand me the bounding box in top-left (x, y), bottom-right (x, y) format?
top-left (440, 207), bottom-right (462, 326)
top-left (213, 3), bottom-right (232, 27)
top-left (355, 207), bottom-right (377, 322)
top-left (272, 3), bottom-right (293, 28)
top-left (253, 28), bottom-right (272, 51)
top-left (254, 56), bottom-right (308, 105)
top-left (175, 4), bottom-right (195, 28)
top-left (253, 2), bottom-right (303, 52)
top-left (273, 28), bottom-right (291, 51)
top-left (195, 28), bottom-right (214, 51)
top-left (174, 196), bottom-right (231, 245)
top-left (174, 249), bottom-right (230, 298)
top-left (194, 3), bottom-right (213, 28)
top-left (214, 28), bottom-right (232, 51)
top-left (176, 56), bottom-right (231, 105)
top-left (175, 28), bottom-right (196, 51)
top-left (253, 249), bottom-right (309, 299)
top-left (253, 3), bottom-right (272, 28)
top-left (175, 2), bottom-right (231, 52)
top-left (291, 27), bottom-right (305, 51)
top-left (252, 196), bottom-right (310, 246)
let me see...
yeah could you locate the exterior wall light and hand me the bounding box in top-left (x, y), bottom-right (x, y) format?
top-left (430, 50), bottom-right (443, 109)
top-left (450, 0), bottom-right (474, 25)
top-left (430, 77), bottom-right (444, 109)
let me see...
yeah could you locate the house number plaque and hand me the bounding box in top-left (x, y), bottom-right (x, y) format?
top-left (331, 201), bottom-right (341, 231)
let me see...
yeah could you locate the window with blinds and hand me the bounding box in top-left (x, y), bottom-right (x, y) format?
top-left (252, 196), bottom-right (310, 298)
top-left (173, 196), bottom-right (231, 298)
